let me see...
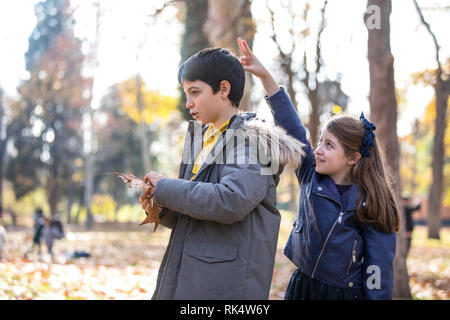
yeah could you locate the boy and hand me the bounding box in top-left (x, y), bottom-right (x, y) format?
top-left (141, 47), bottom-right (305, 300)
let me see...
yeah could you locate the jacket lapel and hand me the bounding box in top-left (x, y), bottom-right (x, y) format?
top-left (313, 173), bottom-right (360, 212)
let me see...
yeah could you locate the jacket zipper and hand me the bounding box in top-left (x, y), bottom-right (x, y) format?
top-left (310, 193), bottom-right (344, 278)
top-left (315, 192), bottom-right (346, 224)
top-left (346, 240), bottom-right (358, 275)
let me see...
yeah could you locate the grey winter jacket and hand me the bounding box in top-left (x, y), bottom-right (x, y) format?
top-left (151, 112), bottom-right (305, 300)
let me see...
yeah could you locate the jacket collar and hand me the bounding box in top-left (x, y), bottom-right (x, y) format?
top-left (184, 112), bottom-right (256, 179)
top-left (312, 173), bottom-right (360, 212)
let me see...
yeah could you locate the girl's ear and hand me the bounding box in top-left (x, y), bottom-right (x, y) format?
top-left (348, 152), bottom-right (362, 166)
top-left (219, 80), bottom-right (231, 98)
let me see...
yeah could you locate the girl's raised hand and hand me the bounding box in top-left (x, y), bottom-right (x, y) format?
top-left (237, 37), bottom-right (280, 97)
top-left (237, 37), bottom-right (269, 79)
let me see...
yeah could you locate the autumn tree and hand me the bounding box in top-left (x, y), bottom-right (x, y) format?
top-left (7, 0), bottom-right (87, 217)
top-left (81, 1), bottom-right (105, 229)
top-left (365, 0), bottom-right (410, 299)
top-left (400, 91), bottom-right (450, 206)
top-left (412, 0), bottom-right (450, 240)
top-left (116, 76), bottom-right (178, 173)
top-left (93, 84), bottom-right (147, 221)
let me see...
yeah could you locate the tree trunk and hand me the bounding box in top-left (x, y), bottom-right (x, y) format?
top-left (303, 1), bottom-right (327, 148)
top-left (178, 0), bottom-right (210, 120)
top-left (47, 163), bottom-right (59, 217)
top-left (427, 77), bottom-right (449, 239)
top-left (73, 192), bottom-right (84, 226)
top-left (204, 0), bottom-right (255, 111)
top-left (66, 174), bottom-right (74, 224)
top-left (308, 88), bottom-right (320, 148)
top-left (136, 74), bottom-right (152, 172)
top-left (411, 119), bottom-right (420, 193)
top-left (365, 0), bottom-right (411, 299)
top-left (84, 3), bottom-right (103, 230)
top-left (411, 0), bottom-right (449, 240)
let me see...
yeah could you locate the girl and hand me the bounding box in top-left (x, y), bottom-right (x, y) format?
top-left (237, 37), bottom-right (399, 300)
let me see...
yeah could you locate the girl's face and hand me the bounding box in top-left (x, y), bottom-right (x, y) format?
top-left (314, 129), bottom-right (360, 185)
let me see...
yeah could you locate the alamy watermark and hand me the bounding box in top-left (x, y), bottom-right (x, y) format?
top-left (366, 5), bottom-right (381, 30)
top-left (366, 264), bottom-right (381, 290)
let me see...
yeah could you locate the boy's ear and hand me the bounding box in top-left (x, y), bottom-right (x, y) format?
top-left (219, 80), bottom-right (231, 98)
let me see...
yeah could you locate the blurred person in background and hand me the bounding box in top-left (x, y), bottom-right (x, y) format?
top-left (402, 196), bottom-right (421, 256)
top-left (24, 207), bottom-right (45, 258)
top-left (43, 214), bottom-right (64, 261)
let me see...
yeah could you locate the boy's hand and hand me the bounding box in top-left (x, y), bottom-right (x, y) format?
top-left (143, 171), bottom-right (165, 188)
top-left (237, 37), bottom-right (280, 97)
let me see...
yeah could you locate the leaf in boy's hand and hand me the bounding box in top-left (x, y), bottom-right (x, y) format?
top-left (106, 172), bottom-right (151, 190)
top-left (106, 171), bottom-right (160, 230)
top-left (139, 199), bottom-right (162, 232)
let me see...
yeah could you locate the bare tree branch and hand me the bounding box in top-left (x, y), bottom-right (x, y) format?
top-left (147, 0), bottom-right (178, 19)
top-left (266, 0), bottom-right (298, 109)
top-left (412, 0), bottom-right (442, 71)
top-left (315, 0), bottom-right (328, 76)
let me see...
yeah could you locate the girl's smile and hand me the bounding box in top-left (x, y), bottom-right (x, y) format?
top-left (315, 158), bottom-right (325, 166)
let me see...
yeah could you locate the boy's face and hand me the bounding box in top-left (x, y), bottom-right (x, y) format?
top-left (183, 80), bottom-right (224, 125)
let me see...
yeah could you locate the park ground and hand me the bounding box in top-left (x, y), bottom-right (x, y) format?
top-left (0, 213), bottom-right (449, 300)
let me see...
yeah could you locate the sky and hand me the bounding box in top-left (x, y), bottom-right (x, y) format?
top-left (0, 0), bottom-right (449, 137)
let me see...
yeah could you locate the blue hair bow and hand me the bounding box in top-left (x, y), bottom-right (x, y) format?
top-left (359, 112), bottom-right (376, 157)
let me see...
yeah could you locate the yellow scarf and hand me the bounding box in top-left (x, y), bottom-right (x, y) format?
top-left (190, 119), bottom-right (230, 181)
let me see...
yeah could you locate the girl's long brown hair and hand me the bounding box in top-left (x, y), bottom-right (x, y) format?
top-left (325, 115), bottom-right (400, 233)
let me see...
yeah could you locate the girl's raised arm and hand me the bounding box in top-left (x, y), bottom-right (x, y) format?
top-left (238, 37), bottom-right (315, 178)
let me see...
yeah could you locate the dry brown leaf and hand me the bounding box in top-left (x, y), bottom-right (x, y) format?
top-left (106, 172), bottom-right (151, 191)
top-left (107, 172), bottom-right (161, 231)
top-left (138, 189), bottom-right (162, 232)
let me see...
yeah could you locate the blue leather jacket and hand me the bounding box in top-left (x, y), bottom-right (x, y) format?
top-left (266, 88), bottom-right (396, 299)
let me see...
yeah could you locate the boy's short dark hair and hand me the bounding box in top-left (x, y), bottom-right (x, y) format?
top-left (178, 47), bottom-right (245, 107)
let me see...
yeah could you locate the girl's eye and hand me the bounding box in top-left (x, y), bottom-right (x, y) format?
top-left (327, 143), bottom-right (333, 148)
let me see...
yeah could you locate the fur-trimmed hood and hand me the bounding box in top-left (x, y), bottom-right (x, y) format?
top-left (236, 112), bottom-right (306, 170)
top-left (215, 111), bottom-right (306, 173)
top-left (181, 112), bottom-right (306, 177)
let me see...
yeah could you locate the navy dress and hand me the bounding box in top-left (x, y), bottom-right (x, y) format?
top-left (285, 184), bottom-right (364, 300)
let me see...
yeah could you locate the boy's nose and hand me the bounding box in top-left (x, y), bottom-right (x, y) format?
top-left (185, 97), bottom-right (194, 109)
